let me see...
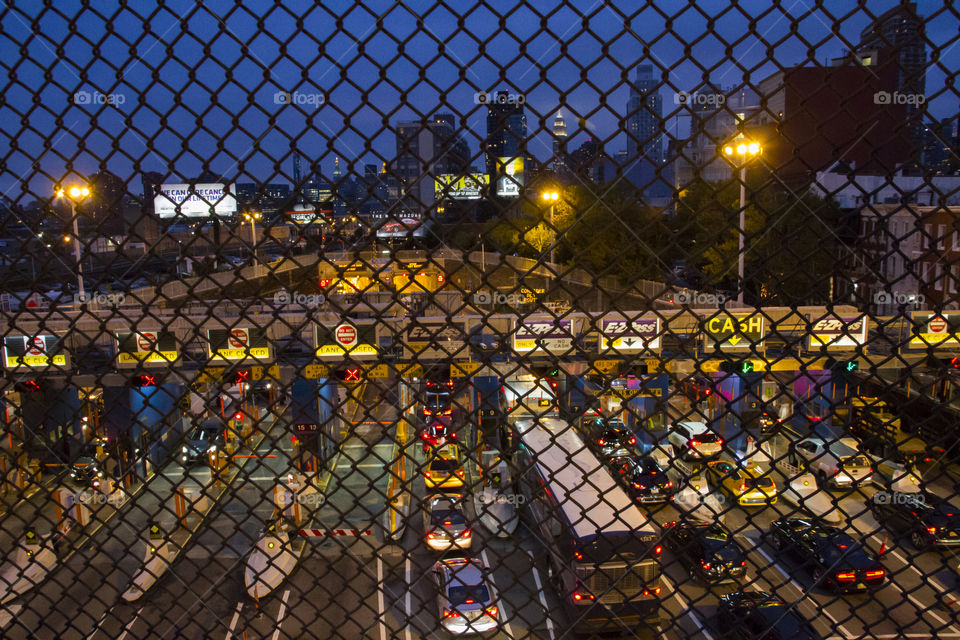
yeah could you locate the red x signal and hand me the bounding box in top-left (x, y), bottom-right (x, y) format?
top-left (233, 369), bottom-right (251, 383)
top-left (343, 367), bottom-right (361, 382)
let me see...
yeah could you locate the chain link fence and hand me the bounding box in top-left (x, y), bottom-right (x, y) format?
top-left (1, 1), bottom-right (960, 638)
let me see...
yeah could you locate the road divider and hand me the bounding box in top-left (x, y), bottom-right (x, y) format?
top-left (0, 530), bottom-right (59, 604)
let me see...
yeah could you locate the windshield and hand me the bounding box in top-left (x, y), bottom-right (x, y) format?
top-left (746, 477), bottom-right (774, 488)
top-left (431, 510), bottom-right (466, 526)
top-left (696, 432), bottom-right (719, 443)
top-left (430, 459), bottom-right (456, 472)
top-left (190, 427), bottom-right (219, 441)
top-left (424, 392), bottom-right (451, 411)
top-left (841, 456), bottom-right (870, 468)
top-left (448, 584), bottom-right (490, 606)
top-left (636, 458), bottom-right (660, 474)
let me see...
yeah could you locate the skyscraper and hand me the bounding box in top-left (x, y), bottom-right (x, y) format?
top-left (857, 2), bottom-right (926, 170)
top-left (394, 114), bottom-right (471, 212)
top-left (552, 109), bottom-right (568, 174)
top-left (484, 91), bottom-right (527, 190)
top-left (626, 65), bottom-right (663, 164)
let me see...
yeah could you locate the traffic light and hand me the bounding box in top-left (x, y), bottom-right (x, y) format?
top-left (925, 355), bottom-right (960, 371)
top-left (827, 357), bottom-right (860, 373)
top-left (232, 369), bottom-right (251, 384)
top-left (131, 374), bottom-right (157, 387)
top-left (719, 360), bottom-right (755, 375)
top-left (529, 364), bottom-right (560, 379)
top-left (333, 366), bottom-right (362, 383)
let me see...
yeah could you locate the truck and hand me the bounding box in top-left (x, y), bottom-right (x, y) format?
top-left (840, 397), bottom-right (933, 467)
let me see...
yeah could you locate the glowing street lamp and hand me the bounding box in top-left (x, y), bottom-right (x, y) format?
top-left (242, 211), bottom-right (262, 276)
top-left (721, 137), bottom-right (762, 305)
top-left (540, 190), bottom-right (560, 264)
top-left (56, 183), bottom-right (92, 306)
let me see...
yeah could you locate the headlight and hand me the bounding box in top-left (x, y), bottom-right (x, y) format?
top-left (182, 446), bottom-right (188, 453)
top-left (209, 445), bottom-right (217, 453)
top-left (98, 472), bottom-right (104, 477)
top-left (181, 455), bottom-right (187, 461)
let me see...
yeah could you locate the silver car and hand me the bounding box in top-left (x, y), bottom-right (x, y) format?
top-left (423, 494), bottom-right (472, 551)
top-left (433, 557), bottom-right (499, 634)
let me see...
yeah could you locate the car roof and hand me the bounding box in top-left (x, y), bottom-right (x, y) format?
top-left (440, 559), bottom-right (485, 583)
top-left (676, 421), bottom-right (710, 433)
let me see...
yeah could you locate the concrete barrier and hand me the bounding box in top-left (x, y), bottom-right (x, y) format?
top-left (0, 531), bottom-right (59, 604)
top-left (121, 522), bottom-right (175, 602)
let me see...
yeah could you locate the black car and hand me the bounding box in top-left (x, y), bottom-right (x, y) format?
top-left (594, 424), bottom-right (636, 458)
top-left (421, 380), bottom-right (454, 422)
top-left (718, 590), bottom-right (821, 640)
top-left (663, 520), bottom-right (747, 584)
top-left (770, 518), bottom-right (886, 592)
top-left (868, 491), bottom-right (960, 549)
top-left (608, 456), bottom-right (674, 503)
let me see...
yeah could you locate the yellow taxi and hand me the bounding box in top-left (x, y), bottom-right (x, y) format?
top-left (425, 445), bottom-right (466, 489)
top-left (706, 460), bottom-right (777, 506)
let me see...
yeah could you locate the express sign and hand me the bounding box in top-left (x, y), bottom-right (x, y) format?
top-left (807, 315), bottom-right (868, 350)
top-left (599, 317), bottom-right (660, 352)
top-left (703, 314), bottom-right (765, 350)
top-left (513, 319), bottom-right (573, 353)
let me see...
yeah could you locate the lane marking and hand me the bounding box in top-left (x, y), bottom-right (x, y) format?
top-left (481, 549), bottom-right (516, 639)
top-left (223, 602), bottom-right (242, 640)
top-left (377, 556), bottom-right (388, 640)
top-left (751, 545), bottom-right (854, 638)
top-left (270, 589), bottom-right (290, 640)
top-left (885, 577), bottom-right (960, 633)
top-left (526, 549), bottom-right (556, 640)
top-left (658, 574), bottom-right (714, 640)
top-left (84, 607), bottom-right (111, 640)
top-left (405, 553), bottom-right (412, 640)
top-left (116, 607), bottom-right (144, 640)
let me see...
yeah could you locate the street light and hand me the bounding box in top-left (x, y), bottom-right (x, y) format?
top-left (55, 184), bottom-right (91, 306)
top-left (722, 137), bottom-right (762, 305)
top-left (242, 211), bottom-right (262, 276)
top-left (540, 190), bottom-right (559, 264)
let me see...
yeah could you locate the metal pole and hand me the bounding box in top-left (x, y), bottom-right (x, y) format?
top-left (737, 165), bottom-right (746, 306)
top-left (249, 219), bottom-right (257, 277)
top-left (550, 204), bottom-right (555, 265)
top-left (71, 201), bottom-right (85, 304)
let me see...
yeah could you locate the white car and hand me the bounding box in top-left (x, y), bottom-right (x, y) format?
top-left (433, 558), bottom-right (499, 634)
top-left (793, 438), bottom-right (873, 488)
top-left (667, 421), bottom-right (723, 460)
top-left (423, 494), bottom-right (472, 551)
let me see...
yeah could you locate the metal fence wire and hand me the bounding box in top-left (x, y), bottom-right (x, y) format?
top-left (2, 1), bottom-right (960, 638)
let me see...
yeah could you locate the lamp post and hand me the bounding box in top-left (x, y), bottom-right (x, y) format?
top-left (243, 211), bottom-right (262, 276)
top-left (722, 138), bottom-right (761, 305)
top-left (540, 190), bottom-right (559, 264)
top-left (56, 184), bottom-right (91, 306)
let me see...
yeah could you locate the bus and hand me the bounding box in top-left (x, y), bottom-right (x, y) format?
top-left (511, 417), bottom-right (662, 634)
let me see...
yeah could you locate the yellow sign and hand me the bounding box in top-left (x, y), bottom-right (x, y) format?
top-left (400, 363), bottom-right (423, 379)
top-left (315, 344), bottom-right (378, 358)
top-left (196, 367), bottom-right (225, 383)
top-left (149, 523), bottom-right (163, 540)
top-left (592, 360), bottom-right (621, 375)
top-left (367, 364), bottom-right (390, 379)
top-left (451, 361), bottom-right (481, 377)
top-left (705, 314), bottom-right (765, 349)
top-left (118, 351), bottom-right (179, 364)
top-left (251, 364), bottom-right (281, 381)
top-left (304, 364), bottom-right (329, 379)
top-left (210, 347), bottom-right (270, 361)
top-left (24, 529), bottom-right (38, 545)
top-left (10, 354), bottom-right (68, 367)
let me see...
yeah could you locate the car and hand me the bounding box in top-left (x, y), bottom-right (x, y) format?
top-left (663, 520), bottom-right (747, 584)
top-left (181, 423), bottom-right (225, 465)
top-left (421, 417), bottom-right (458, 452)
top-left (595, 425), bottom-right (637, 458)
top-left (717, 590), bottom-right (821, 640)
top-left (425, 447), bottom-right (465, 490)
top-left (423, 494), bottom-right (472, 551)
top-left (421, 380), bottom-right (454, 423)
top-left (609, 456), bottom-right (674, 503)
top-left (758, 411), bottom-right (783, 436)
top-left (432, 557), bottom-right (500, 634)
top-left (69, 442), bottom-right (106, 488)
top-left (868, 491), bottom-right (960, 549)
top-left (770, 517), bottom-right (886, 592)
top-left (792, 438), bottom-right (872, 489)
top-left (667, 421), bottom-right (723, 460)
top-left (705, 460), bottom-right (778, 506)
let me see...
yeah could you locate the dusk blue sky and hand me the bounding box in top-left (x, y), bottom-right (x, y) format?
top-left (1, 0), bottom-right (958, 202)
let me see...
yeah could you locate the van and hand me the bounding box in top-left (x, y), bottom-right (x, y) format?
top-left (668, 421), bottom-right (722, 460)
top-left (793, 438), bottom-right (873, 488)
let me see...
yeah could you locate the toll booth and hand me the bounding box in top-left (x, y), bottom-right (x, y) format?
top-left (289, 378), bottom-right (338, 465)
top-left (102, 382), bottom-right (185, 480)
top-left (713, 370), bottom-right (765, 447)
top-left (471, 375), bottom-right (503, 449)
top-left (17, 381), bottom-right (82, 465)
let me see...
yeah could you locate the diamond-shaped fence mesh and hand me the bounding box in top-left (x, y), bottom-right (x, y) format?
top-left (1, 2), bottom-right (960, 638)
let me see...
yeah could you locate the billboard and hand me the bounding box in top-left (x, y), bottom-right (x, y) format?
top-left (3, 335), bottom-right (67, 368)
top-left (207, 328), bottom-right (271, 361)
top-left (116, 330), bottom-right (179, 366)
top-left (496, 157), bottom-right (524, 197)
top-left (286, 204), bottom-right (326, 224)
top-left (434, 174), bottom-right (489, 200)
top-left (376, 218), bottom-right (431, 238)
top-left (153, 183), bottom-right (238, 218)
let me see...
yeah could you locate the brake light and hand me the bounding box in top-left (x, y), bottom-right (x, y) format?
top-left (654, 545), bottom-right (662, 555)
top-left (427, 533), bottom-right (435, 539)
top-left (572, 591), bottom-right (594, 601)
top-left (700, 561), bottom-right (711, 570)
top-left (739, 483), bottom-right (747, 492)
top-left (665, 481), bottom-right (673, 488)
top-left (461, 530), bottom-right (471, 538)
top-left (484, 606), bottom-right (498, 617)
top-left (689, 440), bottom-right (699, 447)
top-left (443, 609), bottom-right (460, 618)
top-left (456, 469), bottom-right (464, 477)
top-left (446, 380), bottom-right (454, 387)
top-left (574, 551), bottom-right (583, 559)
top-left (928, 526), bottom-right (938, 535)
top-left (598, 439), bottom-right (606, 446)
top-left (740, 560), bottom-right (747, 566)
top-left (634, 483), bottom-right (645, 490)
top-left (442, 409), bottom-right (452, 416)
top-left (836, 572), bottom-right (856, 581)
top-left (665, 521), bottom-right (677, 528)
top-left (865, 569), bottom-right (885, 579)
top-left (423, 409), bottom-right (432, 415)
top-left (443, 520), bottom-right (452, 526)
top-left (718, 438), bottom-right (723, 446)
top-left (465, 599), bottom-right (474, 604)
top-left (629, 437), bottom-right (637, 445)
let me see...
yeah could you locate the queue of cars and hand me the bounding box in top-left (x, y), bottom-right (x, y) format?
top-left (417, 378), bottom-right (502, 635)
